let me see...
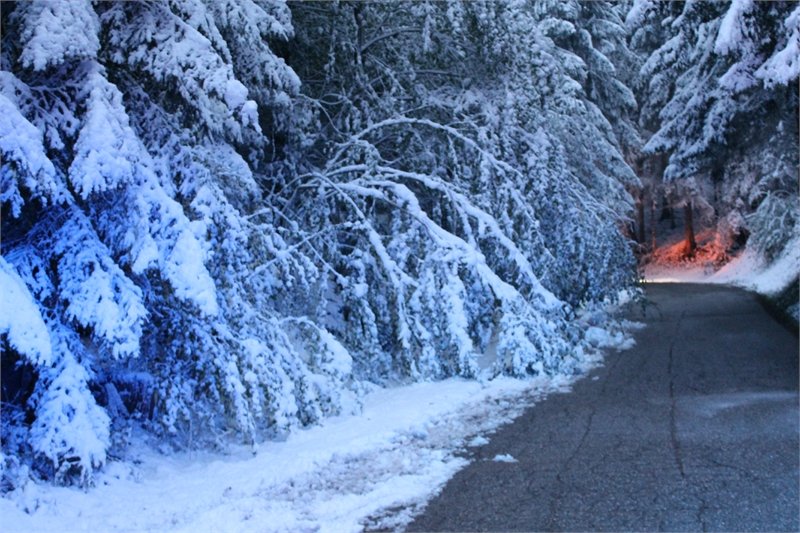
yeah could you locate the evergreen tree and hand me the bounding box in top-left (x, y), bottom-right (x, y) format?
top-left (632, 0), bottom-right (799, 258)
top-left (2, 0), bottom-right (643, 488)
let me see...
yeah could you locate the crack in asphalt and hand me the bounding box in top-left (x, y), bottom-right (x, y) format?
top-left (668, 310), bottom-right (686, 479)
top-left (702, 454), bottom-right (763, 484)
top-left (695, 492), bottom-right (710, 532)
top-left (544, 406), bottom-right (597, 527)
top-left (544, 347), bottom-right (626, 529)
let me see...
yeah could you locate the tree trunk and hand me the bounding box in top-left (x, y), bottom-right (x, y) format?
top-left (650, 197), bottom-right (657, 252)
top-left (684, 202), bottom-right (696, 256)
top-left (636, 190), bottom-right (646, 244)
top-left (660, 196), bottom-right (676, 229)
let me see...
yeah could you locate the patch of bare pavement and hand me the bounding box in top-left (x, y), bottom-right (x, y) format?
top-left (406, 283), bottom-right (799, 532)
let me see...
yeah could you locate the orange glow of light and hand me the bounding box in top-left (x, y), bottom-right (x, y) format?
top-left (648, 229), bottom-right (729, 268)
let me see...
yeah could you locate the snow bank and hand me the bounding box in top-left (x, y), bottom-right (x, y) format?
top-left (2, 375), bottom-right (581, 533)
top-left (1, 277), bottom-right (645, 533)
top-left (644, 236), bottom-right (799, 298)
top-left (711, 236), bottom-right (800, 296)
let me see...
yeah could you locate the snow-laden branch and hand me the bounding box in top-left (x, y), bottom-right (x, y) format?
top-left (360, 27), bottom-right (422, 54)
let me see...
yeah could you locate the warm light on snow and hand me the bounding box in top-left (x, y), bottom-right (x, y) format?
top-left (644, 234), bottom-right (799, 300)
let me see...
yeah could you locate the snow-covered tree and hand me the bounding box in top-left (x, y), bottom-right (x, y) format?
top-left (289, 0), bottom-right (637, 311)
top-left (1, 0), bottom-right (325, 485)
top-left (2, 0), bottom-right (642, 489)
top-left (631, 0), bottom-right (799, 258)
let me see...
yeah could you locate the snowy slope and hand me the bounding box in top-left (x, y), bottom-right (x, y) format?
top-left (711, 235), bottom-right (800, 296)
top-left (644, 235), bottom-right (799, 297)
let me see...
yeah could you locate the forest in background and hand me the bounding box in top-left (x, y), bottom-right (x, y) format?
top-left (1, 0), bottom-right (797, 489)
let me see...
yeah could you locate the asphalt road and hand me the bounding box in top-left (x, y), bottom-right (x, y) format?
top-left (407, 283), bottom-right (799, 532)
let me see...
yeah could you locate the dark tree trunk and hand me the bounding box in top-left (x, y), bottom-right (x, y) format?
top-left (660, 196), bottom-right (676, 229)
top-left (684, 202), bottom-right (696, 256)
top-left (636, 190), bottom-right (646, 244)
top-left (650, 197), bottom-right (657, 252)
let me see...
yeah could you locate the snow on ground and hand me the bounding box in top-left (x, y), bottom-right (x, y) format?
top-left (642, 262), bottom-right (710, 283)
top-left (467, 435), bottom-right (489, 447)
top-left (2, 297), bottom-right (642, 533)
top-left (491, 454), bottom-right (518, 463)
top-left (642, 228), bottom-right (728, 283)
top-left (2, 371), bottom-right (602, 533)
top-left (712, 236), bottom-right (800, 295)
top-left (643, 235), bottom-right (799, 299)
